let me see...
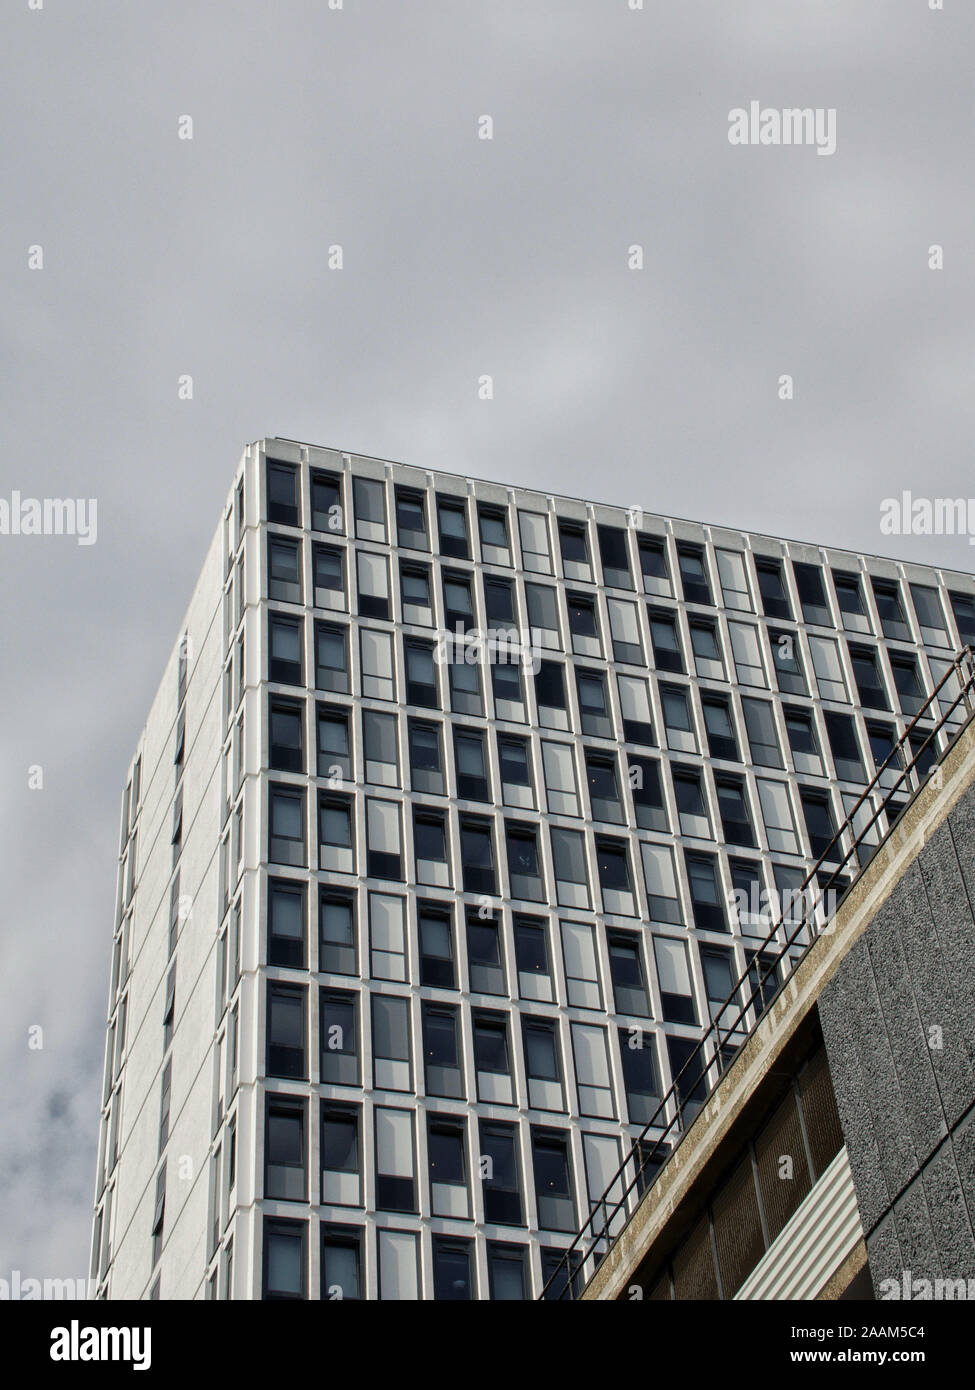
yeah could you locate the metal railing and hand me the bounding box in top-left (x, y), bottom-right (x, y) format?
top-left (540, 645), bottom-right (975, 1299)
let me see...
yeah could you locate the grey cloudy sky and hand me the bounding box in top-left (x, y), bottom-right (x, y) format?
top-left (2, 0), bottom-right (973, 1280)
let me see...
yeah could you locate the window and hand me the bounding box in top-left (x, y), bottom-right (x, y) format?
top-left (378, 1229), bottom-right (419, 1300)
top-left (628, 754), bottom-right (668, 831)
top-left (890, 654), bottom-right (926, 717)
top-left (506, 821), bottom-right (544, 901)
top-left (540, 741), bottom-right (578, 817)
top-left (690, 619), bottom-right (725, 680)
top-left (648, 606), bottom-right (684, 672)
top-left (949, 590), bottom-right (975, 646)
top-left (419, 903), bottom-right (455, 986)
top-left (849, 644), bottom-right (890, 710)
top-left (702, 694), bottom-right (739, 760)
top-left (561, 919), bottom-right (602, 1009)
top-left (433, 1236), bottom-right (474, 1300)
top-left (527, 583), bottom-right (561, 649)
top-left (158, 1059), bottom-right (171, 1154)
top-left (321, 1226), bottom-right (362, 1301)
top-left (586, 750), bottom-right (624, 824)
top-left (480, 1122), bottom-right (524, 1225)
top-left (799, 787), bottom-right (838, 860)
top-left (572, 1022), bottom-right (615, 1118)
top-left (608, 599), bottom-right (643, 664)
top-left (353, 477), bottom-right (386, 542)
top-left (265, 1096), bottom-right (306, 1201)
top-left (269, 784), bottom-right (305, 866)
top-left (356, 550), bottom-right (390, 620)
top-left (455, 728), bottom-right (489, 801)
top-left (408, 719), bottom-right (443, 794)
top-left (473, 1009), bottom-right (514, 1102)
top-left (315, 622), bottom-right (349, 694)
top-left (535, 660), bottom-right (568, 729)
top-left (715, 776), bottom-right (754, 849)
top-left (741, 696), bottom-right (783, 769)
top-left (667, 1034), bottom-right (708, 1118)
top-left (269, 698), bottom-right (303, 773)
top-left (785, 706), bottom-right (823, 776)
top-left (824, 710), bottom-right (866, 782)
top-left (369, 892), bottom-right (407, 982)
top-left (685, 850), bottom-right (728, 931)
top-left (654, 936), bottom-right (697, 1025)
top-left (443, 569), bottom-right (475, 630)
top-left (619, 1027), bottom-right (660, 1124)
top-left (313, 544), bottom-right (346, 611)
top-left (429, 1119), bottom-right (470, 1219)
top-left (540, 1247), bottom-right (584, 1301)
top-left (596, 835), bottom-right (634, 912)
top-left (728, 621), bottom-right (766, 687)
top-left (608, 930), bottom-right (650, 1016)
top-left (321, 1105), bottom-right (360, 1207)
top-left (263, 1217), bottom-right (306, 1300)
top-left (401, 562), bottom-right (432, 625)
top-left (317, 704), bottom-right (351, 781)
top-left (414, 811), bottom-right (450, 887)
top-left (422, 1003), bottom-right (464, 1098)
top-left (320, 989), bottom-right (360, 1085)
top-left (467, 912), bottom-right (505, 995)
top-left (911, 584), bottom-right (948, 647)
top-left (808, 635), bottom-right (848, 702)
top-left (700, 944), bottom-right (739, 1026)
top-left (833, 571), bottom-right (871, 633)
top-left (550, 826), bottom-right (590, 908)
top-left (769, 629), bottom-right (807, 695)
top-left (639, 534), bottom-right (671, 597)
top-left (732, 857), bottom-right (769, 937)
top-left (576, 668), bottom-right (611, 738)
top-left (319, 793), bottom-right (354, 874)
top-left (269, 614), bottom-right (303, 686)
top-left (268, 536), bottom-right (301, 604)
top-left (532, 1129), bottom-right (576, 1232)
top-left (559, 519), bottom-right (592, 580)
top-left (677, 543), bottom-right (712, 604)
top-left (320, 889), bottom-right (356, 975)
top-left (460, 816), bottom-right (496, 893)
top-left (162, 965), bottom-right (176, 1049)
top-left (755, 559), bottom-right (792, 620)
top-left (514, 914), bottom-right (552, 1001)
top-left (492, 658), bottom-right (526, 721)
top-left (641, 843), bottom-right (683, 924)
top-left (660, 683), bottom-right (697, 753)
top-left (268, 879), bottom-right (305, 969)
top-left (437, 495), bottom-right (469, 558)
top-left (363, 709), bottom-right (399, 786)
top-left (374, 1107), bottom-right (417, 1213)
top-left (872, 578), bottom-right (910, 641)
top-left (484, 576), bottom-right (516, 626)
top-left (597, 524), bottom-right (633, 589)
top-left (519, 510), bottom-right (552, 573)
top-left (395, 486), bottom-right (428, 550)
top-left (266, 983), bottom-right (306, 1079)
top-left (404, 638), bottom-right (438, 708)
top-left (478, 504), bottom-right (511, 564)
top-left (566, 591), bottom-right (601, 658)
top-left (672, 765), bottom-right (710, 838)
top-left (498, 734), bottom-right (534, 807)
top-left (267, 460), bottom-right (299, 527)
top-left (372, 994), bottom-right (412, 1092)
top-left (716, 549), bottom-right (751, 611)
top-left (790, 564), bottom-right (828, 631)
top-left (311, 468), bottom-right (343, 535)
top-left (757, 779), bottom-right (799, 854)
top-left (360, 628), bottom-right (395, 701)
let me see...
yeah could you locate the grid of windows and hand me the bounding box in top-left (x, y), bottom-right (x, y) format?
top-left (97, 442), bottom-right (975, 1301)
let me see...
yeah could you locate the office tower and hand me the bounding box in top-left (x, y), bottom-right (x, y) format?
top-left (91, 437), bottom-right (975, 1299)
